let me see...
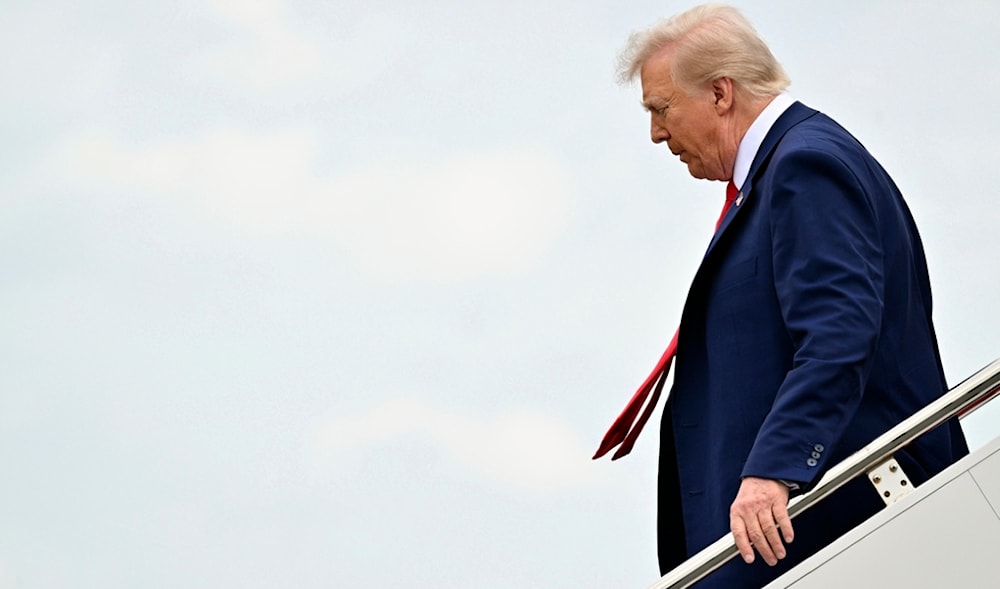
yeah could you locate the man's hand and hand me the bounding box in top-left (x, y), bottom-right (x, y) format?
top-left (730, 477), bottom-right (794, 566)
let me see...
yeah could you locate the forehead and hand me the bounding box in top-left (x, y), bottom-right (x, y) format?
top-left (639, 48), bottom-right (678, 102)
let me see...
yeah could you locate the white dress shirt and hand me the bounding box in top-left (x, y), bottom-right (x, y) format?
top-left (732, 92), bottom-right (796, 190)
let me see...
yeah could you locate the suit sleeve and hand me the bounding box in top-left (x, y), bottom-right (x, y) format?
top-left (740, 146), bottom-right (884, 488)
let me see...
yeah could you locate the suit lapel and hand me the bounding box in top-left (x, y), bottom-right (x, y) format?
top-left (702, 102), bottom-right (819, 258)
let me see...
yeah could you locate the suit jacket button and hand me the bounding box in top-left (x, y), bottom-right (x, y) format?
top-left (807, 458), bottom-right (818, 467)
top-left (814, 444), bottom-right (825, 453)
top-left (811, 451), bottom-right (821, 459)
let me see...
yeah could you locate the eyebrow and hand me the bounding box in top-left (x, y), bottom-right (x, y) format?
top-left (641, 99), bottom-right (665, 112)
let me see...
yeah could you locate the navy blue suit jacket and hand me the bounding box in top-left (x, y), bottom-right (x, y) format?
top-left (657, 102), bottom-right (968, 587)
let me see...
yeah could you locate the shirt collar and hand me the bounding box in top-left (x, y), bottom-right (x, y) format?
top-left (732, 92), bottom-right (795, 190)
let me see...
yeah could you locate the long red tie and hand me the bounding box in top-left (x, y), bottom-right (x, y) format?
top-left (593, 181), bottom-right (739, 460)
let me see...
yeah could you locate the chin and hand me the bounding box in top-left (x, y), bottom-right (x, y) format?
top-left (687, 167), bottom-right (720, 181)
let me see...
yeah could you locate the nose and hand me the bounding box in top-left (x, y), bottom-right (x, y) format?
top-left (650, 116), bottom-right (669, 144)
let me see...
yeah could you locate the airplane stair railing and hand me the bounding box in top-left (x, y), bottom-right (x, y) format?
top-left (645, 357), bottom-right (1000, 589)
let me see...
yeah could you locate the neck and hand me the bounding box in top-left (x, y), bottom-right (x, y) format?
top-left (722, 93), bottom-right (777, 180)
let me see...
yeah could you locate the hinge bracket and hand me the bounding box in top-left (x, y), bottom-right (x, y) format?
top-left (867, 456), bottom-right (914, 506)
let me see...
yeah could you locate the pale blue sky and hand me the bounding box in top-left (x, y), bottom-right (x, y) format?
top-left (2, 1), bottom-right (999, 588)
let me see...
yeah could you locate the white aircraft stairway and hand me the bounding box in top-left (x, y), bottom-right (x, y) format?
top-left (766, 430), bottom-right (1000, 588)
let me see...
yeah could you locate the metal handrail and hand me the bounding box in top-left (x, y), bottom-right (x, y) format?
top-left (646, 357), bottom-right (1000, 589)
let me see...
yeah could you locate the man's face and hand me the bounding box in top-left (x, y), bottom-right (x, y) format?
top-left (640, 50), bottom-right (727, 181)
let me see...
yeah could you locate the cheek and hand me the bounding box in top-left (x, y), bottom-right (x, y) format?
top-left (679, 121), bottom-right (703, 146)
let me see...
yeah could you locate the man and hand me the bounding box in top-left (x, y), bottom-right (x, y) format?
top-left (594, 5), bottom-right (968, 588)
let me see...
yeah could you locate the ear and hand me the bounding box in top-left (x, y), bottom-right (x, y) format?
top-left (712, 77), bottom-right (734, 114)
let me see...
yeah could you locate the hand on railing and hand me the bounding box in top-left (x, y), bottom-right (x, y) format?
top-left (729, 477), bottom-right (793, 566)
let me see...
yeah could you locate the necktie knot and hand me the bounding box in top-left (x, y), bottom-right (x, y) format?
top-left (716, 181), bottom-right (739, 232)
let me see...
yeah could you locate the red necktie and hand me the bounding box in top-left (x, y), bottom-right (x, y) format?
top-left (593, 181), bottom-right (739, 460)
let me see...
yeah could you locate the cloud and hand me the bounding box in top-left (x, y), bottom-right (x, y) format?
top-left (54, 128), bottom-right (573, 282)
top-left (192, 0), bottom-right (323, 90)
top-left (328, 150), bottom-right (574, 282)
top-left (316, 398), bottom-right (600, 493)
top-left (206, 0), bottom-right (286, 27)
top-left (59, 127), bottom-right (317, 231)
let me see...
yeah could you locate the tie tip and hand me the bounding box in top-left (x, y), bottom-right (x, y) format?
top-left (593, 446), bottom-right (631, 461)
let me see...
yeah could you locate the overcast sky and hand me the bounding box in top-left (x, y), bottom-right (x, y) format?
top-left (2, 1), bottom-right (999, 588)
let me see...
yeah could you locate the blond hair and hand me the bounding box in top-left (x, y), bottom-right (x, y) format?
top-left (617, 4), bottom-right (790, 99)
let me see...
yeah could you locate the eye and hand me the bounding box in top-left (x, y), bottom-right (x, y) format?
top-left (642, 101), bottom-right (669, 117)
top-left (647, 104), bottom-right (668, 116)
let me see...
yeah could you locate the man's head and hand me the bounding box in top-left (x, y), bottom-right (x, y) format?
top-left (619, 4), bottom-right (790, 181)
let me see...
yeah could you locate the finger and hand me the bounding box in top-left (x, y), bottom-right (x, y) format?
top-left (744, 516), bottom-right (778, 566)
top-left (773, 503), bottom-right (794, 544)
top-left (730, 515), bottom-right (755, 564)
top-left (732, 512), bottom-right (778, 566)
top-left (758, 512), bottom-right (786, 563)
